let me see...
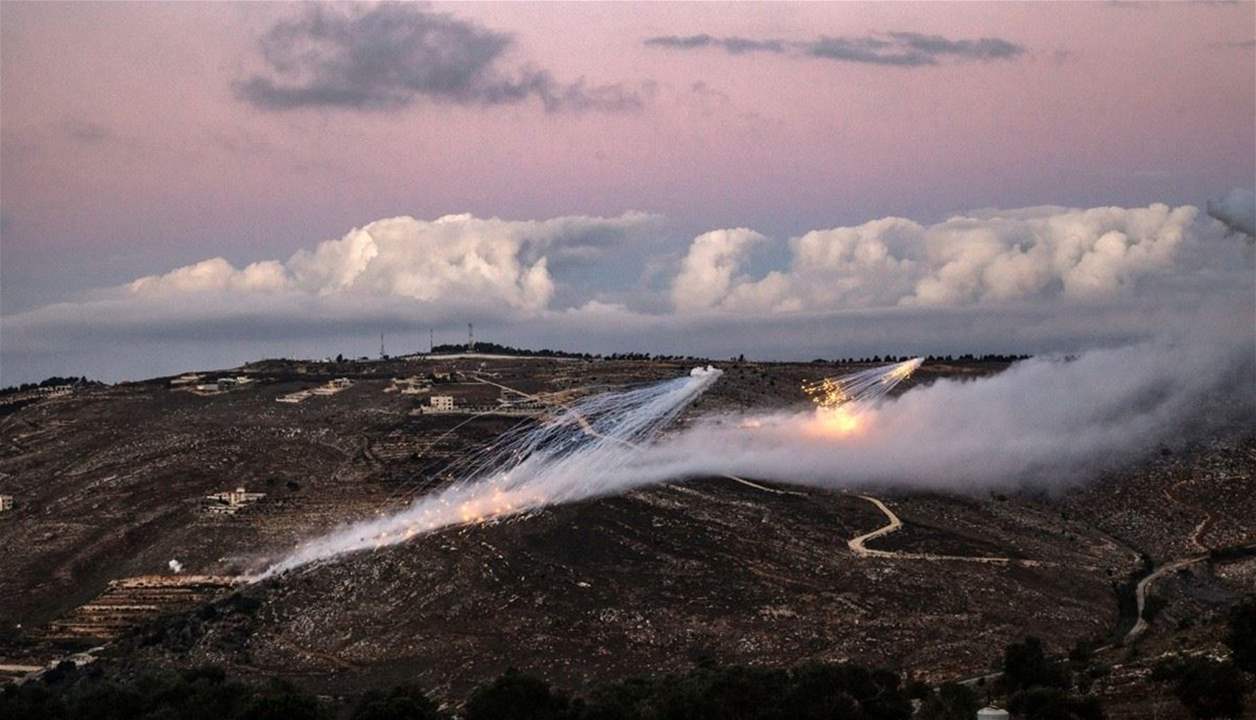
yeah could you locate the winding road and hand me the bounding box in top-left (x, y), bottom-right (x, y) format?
top-left (1124, 553), bottom-right (1209, 645)
top-left (847, 494), bottom-right (1049, 567)
top-left (477, 373), bottom-right (1046, 567)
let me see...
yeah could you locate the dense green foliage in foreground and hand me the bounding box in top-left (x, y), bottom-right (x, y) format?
top-left (1, 661), bottom-right (917, 720)
top-left (4, 598), bottom-right (1253, 720)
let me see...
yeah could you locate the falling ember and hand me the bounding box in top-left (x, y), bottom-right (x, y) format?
top-left (801, 358), bottom-right (923, 437)
top-left (803, 358), bottom-right (923, 409)
top-left (254, 367), bottom-right (723, 579)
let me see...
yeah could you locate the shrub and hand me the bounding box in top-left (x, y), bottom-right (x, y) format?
top-left (1151, 656), bottom-right (1247, 720)
top-left (465, 669), bottom-right (571, 720)
top-left (351, 685), bottom-right (444, 720)
top-left (1226, 596), bottom-right (1255, 675)
top-left (1002, 637), bottom-right (1068, 693)
top-left (1008, 686), bottom-right (1104, 720)
top-left (918, 682), bottom-right (980, 720)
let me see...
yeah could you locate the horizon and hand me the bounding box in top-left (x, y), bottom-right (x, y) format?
top-left (2, 1), bottom-right (1253, 384)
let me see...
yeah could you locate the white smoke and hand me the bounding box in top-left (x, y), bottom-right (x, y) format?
top-left (616, 334), bottom-right (1254, 494)
top-left (254, 320), bottom-right (1253, 580)
top-left (168, 559), bottom-right (184, 574)
top-left (255, 366), bottom-right (723, 578)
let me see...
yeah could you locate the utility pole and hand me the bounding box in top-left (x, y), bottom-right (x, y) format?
top-left (467, 323), bottom-right (475, 351)
top-left (380, 332), bottom-right (385, 359)
top-left (429, 328), bottom-right (434, 354)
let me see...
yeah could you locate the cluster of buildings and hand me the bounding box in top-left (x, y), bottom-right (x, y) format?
top-left (0, 385), bottom-right (75, 406)
top-left (386, 376), bottom-right (432, 395)
top-left (277, 378), bottom-right (353, 404)
top-left (416, 394), bottom-right (546, 417)
top-left (203, 487), bottom-right (266, 515)
top-left (171, 374), bottom-right (255, 395)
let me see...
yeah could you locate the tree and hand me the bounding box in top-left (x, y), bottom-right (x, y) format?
top-left (1002, 637), bottom-right (1068, 693)
top-left (1225, 596), bottom-right (1256, 674)
top-left (465, 669), bottom-right (571, 720)
top-left (1008, 686), bottom-right (1104, 720)
top-left (351, 685), bottom-right (444, 720)
top-left (918, 682), bottom-right (980, 720)
top-left (1152, 656), bottom-right (1248, 720)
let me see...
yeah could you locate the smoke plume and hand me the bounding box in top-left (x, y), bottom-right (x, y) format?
top-left (255, 367), bottom-right (723, 578)
top-left (255, 317), bottom-right (1252, 580)
top-left (622, 335), bottom-right (1254, 494)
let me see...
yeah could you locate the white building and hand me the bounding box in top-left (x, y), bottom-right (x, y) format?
top-left (204, 487), bottom-right (266, 515)
top-left (216, 376), bottom-right (255, 391)
top-left (428, 395), bottom-right (455, 412)
top-left (388, 376), bottom-right (432, 395)
top-left (311, 378), bottom-right (353, 396)
top-left (0, 495), bottom-right (13, 512)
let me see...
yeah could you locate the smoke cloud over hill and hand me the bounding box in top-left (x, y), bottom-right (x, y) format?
top-left (632, 333), bottom-right (1254, 494)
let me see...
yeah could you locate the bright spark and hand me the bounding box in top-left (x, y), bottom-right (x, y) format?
top-left (255, 367), bottom-right (723, 579)
top-left (800, 358), bottom-right (922, 437)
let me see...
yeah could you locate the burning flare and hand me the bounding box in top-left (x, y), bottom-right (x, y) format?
top-left (801, 358), bottom-right (922, 437)
top-left (255, 367), bottom-right (722, 579)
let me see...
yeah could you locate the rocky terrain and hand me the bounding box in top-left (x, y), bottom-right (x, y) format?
top-left (0, 354), bottom-right (1251, 717)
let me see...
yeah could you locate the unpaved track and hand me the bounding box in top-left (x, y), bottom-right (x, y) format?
top-left (848, 494), bottom-right (1049, 567)
top-left (1124, 475), bottom-right (1221, 645)
top-left (476, 375), bottom-right (1042, 568)
top-left (1124, 553), bottom-right (1208, 645)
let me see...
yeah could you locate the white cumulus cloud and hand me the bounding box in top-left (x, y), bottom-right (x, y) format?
top-left (127, 212), bottom-right (655, 314)
top-left (672, 203), bottom-right (1203, 312)
top-left (1206, 187), bottom-right (1255, 239)
top-left (670, 228), bottom-right (767, 312)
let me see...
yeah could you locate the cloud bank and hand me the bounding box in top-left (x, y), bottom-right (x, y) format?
top-left (1206, 187), bottom-right (1255, 238)
top-left (1, 194), bottom-right (1251, 385)
top-left (127, 212), bottom-right (656, 314)
top-left (239, 4), bottom-right (643, 112)
top-left (644, 31), bottom-right (1025, 66)
top-left (670, 203), bottom-right (1201, 312)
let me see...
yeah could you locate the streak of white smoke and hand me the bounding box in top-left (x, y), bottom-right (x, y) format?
top-left (255, 324), bottom-right (1252, 580)
top-left (618, 336), bottom-right (1254, 493)
top-left (255, 366), bottom-right (722, 578)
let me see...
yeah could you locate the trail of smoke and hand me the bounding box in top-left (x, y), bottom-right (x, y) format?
top-left (252, 341), bottom-right (1250, 580)
top-left (615, 338), bottom-right (1255, 494)
top-left (254, 366), bottom-right (723, 579)
top-left (803, 357), bottom-right (923, 408)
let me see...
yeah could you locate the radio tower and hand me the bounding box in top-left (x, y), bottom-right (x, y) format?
top-left (429, 328), bottom-right (434, 354)
top-left (380, 332), bottom-right (385, 359)
top-left (467, 323), bottom-right (475, 351)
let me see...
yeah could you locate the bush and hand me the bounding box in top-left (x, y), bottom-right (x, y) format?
top-left (918, 682), bottom-right (980, 720)
top-left (1002, 637), bottom-right (1068, 693)
top-left (571, 662), bottom-right (911, 720)
top-left (1226, 596), bottom-right (1255, 675)
top-left (465, 669), bottom-right (571, 720)
top-left (351, 685), bottom-right (444, 720)
top-left (0, 665), bottom-right (331, 720)
top-left (1008, 686), bottom-right (1104, 720)
top-left (1151, 656), bottom-right (1247, 720)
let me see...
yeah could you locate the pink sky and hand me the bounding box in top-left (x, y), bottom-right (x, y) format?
top-left (1, 2), bottom-right (1252, 331)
